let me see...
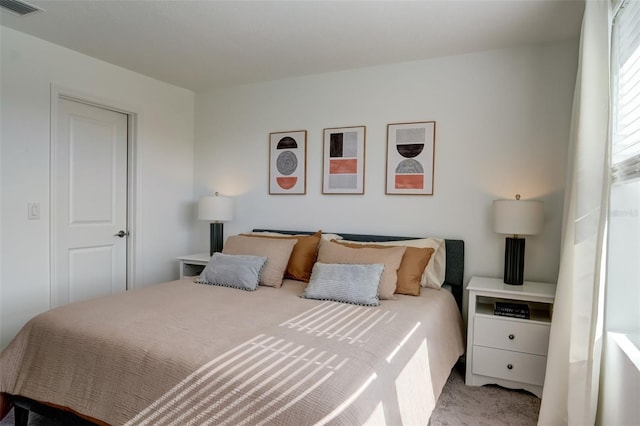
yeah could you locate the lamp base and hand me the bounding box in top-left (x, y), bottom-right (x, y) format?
top-left (210, 222), bottom-right (224, 256)
top-left (504, 237), bottom-right (525, 285)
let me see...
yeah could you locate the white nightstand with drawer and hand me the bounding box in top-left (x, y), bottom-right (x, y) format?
top-left (465, 276), bottom-right (556, 397)
top-left (177, 253), bottom-right (210, 279)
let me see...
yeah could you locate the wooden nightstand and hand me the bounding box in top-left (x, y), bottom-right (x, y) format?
top-left (177, 253), bottom-right (210, 279)
top-left (465, 276), bottom-right (556, 398)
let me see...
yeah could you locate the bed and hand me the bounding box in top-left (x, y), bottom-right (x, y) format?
top-left (0, 230), bottom-right (465, 426)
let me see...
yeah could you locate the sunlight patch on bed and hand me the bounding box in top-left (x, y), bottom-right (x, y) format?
top-left (126, 304), bottom-right (416, 425)
top-left (126, 332), bottom-right (349, 426)
top-left (164, 338), bottom-right (301, 425)
top-left (125, 334), bottom-right (269, 425)
top-left (386, 322), bottom-right (421, 363)
top-left (207, 354), bottom-right (346, 426)
top-left (313, 372), bottom-right (378, 425)
top-left (363, 401), bottom-right (386, 425)
top-left (281, 301), bottom-right (396, 345)
top-left (395, 338), bottom-right (435, 424)
top-left (235, 367), bottom-right (338, 426)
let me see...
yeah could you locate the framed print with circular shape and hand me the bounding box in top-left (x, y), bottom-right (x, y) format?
top-left (386, 121), bottom-right (435, 195)
top-left (269, 130), bottom-right (307, 195)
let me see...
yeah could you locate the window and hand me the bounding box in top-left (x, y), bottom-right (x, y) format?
top-left (608, 0), bottom-right (640, 348)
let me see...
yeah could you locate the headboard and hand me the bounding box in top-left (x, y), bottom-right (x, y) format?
top-left (252, 229), bottom-right (465, 312)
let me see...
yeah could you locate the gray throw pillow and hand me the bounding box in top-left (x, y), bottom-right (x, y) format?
top-left (196, 253), bottom-right (267, 291)
top-left (301, 263), bottom-right (384, 306)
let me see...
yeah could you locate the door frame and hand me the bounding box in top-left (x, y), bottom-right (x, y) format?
top-left (49, 84), bottom-right (140, 307)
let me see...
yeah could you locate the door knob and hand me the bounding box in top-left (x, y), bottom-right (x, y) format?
top-left (114, 230), bottom-right (129, 238)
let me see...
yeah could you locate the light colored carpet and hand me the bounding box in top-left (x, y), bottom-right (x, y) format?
top-left (1, 364), bottom-right (540, 425)
top-left (429, 363), bottom-right (541, 426)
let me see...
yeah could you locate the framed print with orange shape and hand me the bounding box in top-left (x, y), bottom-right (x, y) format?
top-left (386, 121), bottom-right (435, 195)
top-left (269, 130), bottom-right (307, 195)
top-left (322, 126), bottom-right (366, 194)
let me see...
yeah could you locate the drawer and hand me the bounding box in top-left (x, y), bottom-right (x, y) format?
top-left (472, 345), bottom-right (547, 386)
top-left (474, 315), bottom-right (550, 355)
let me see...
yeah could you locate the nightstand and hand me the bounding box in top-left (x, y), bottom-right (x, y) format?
top-left (177, 253), bottom-right (210, 279)
top-left (465, 276), bottom-right (556, 398)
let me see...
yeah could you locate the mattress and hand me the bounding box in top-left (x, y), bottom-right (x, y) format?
top-left (0, 277), bottom-right (464, 425)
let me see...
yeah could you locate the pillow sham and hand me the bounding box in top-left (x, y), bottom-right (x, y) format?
top-left (301, 263), bottom-right (384, 306)
top-left (196, 253), bottom-right (267, 291)
top-left (321, 233), bottom-right (343, 241)
top-left (316, 239), bottom-right (405, 299)
top-left (333, 240), bottom-right (434, 296)
top-left (336, 238), bottom-right (446, 289)
top-left (249, 230), bottom-right (342, 241)
top-left (223, 235), bottom-right (297, 288)
top-left (242, 231), bottom-right (321, 282)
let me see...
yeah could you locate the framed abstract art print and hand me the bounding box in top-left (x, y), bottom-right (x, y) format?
top-left (322, 126), bottom-right (366, 194)
top-left (269, 130), bottom-right (307, 195)
top-left (386, 121), bottom-right (435, 195)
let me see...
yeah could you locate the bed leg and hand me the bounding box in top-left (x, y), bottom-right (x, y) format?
top-left (14, 405), bottom-right (29, 426)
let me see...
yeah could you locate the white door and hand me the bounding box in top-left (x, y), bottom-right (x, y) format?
top-left (53, 97), bottom-right (128, 306)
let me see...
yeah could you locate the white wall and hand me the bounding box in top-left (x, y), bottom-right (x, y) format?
top-left (193, 41), bottom-right (578, 293)
top-left (0, 27), bottom-right (195, 349)
top-left (0, 28), bottom-right (577, 349)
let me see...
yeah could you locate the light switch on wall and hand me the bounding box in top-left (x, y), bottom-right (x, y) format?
top-left (28, 202), bottom-right (40, 220)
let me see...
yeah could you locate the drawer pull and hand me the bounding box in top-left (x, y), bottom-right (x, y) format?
top-left (507, 364), bottom-right (513, 370)
top-left (508, 334), bottom-right (515, 340)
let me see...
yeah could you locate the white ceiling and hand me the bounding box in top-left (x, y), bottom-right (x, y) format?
top-left (0, 0), bottom-right (585, 91)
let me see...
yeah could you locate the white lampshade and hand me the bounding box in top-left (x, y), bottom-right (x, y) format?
top-left (198, 195), bottom-right (234, 222)
top-left (494, 198), bottom-right (544, 236)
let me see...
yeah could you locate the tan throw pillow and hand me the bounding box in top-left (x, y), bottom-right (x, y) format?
top-left (223, 235), bottom-right (297, 288)
top-left (316, 239), bottom-right (405, 300)
top-left (335, 238), bottom-right (446, 289)
top-left (334, 241), bottom-right (434, 296)
top-left (241, 231), bottom-right (321, 282)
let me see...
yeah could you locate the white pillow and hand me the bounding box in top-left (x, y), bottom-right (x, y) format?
top-left (247, 230), bottom-right (342, 241)
top-left (321, 233), bottom-right (343, 241)
top-left (246, 231), bottom-right (296, 237)
top-left (337, 238), bottom-right (446, 289)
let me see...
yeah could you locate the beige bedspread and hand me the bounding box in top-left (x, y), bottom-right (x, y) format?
top-left (1, 278), bottom-right (464, 425)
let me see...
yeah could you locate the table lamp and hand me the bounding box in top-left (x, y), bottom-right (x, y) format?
top-left (198, 193), bottom-right (234, 255)
top-left (493, 194), bottom-right (543, 285)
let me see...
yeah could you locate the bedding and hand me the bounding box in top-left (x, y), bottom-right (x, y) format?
top-left (248, 230), bottom-right (343, 242)
top-left (251, 230), bottom-right (465, 312)
top-left (334, 238), bottom-right (446, 289)
top-left (332, 240), bottom-right (435, 296)
top-left (241, 231), bottom-right (321, 282)
top-left (1, 231), bottom-right (466, 425)
top-left (222, 235), bottom-right (296, 287)
top-left (302, 262), bottom-right (384, 306)
top-left (316, 239), bottom-right (406, 300)
top-left (196, 253), bottom-right (267, 291)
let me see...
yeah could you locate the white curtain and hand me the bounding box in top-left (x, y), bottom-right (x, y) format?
top-left (537, 1), bottom-right (611, 425)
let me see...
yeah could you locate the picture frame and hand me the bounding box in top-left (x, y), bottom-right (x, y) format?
top-left (269, 130), bottom-right (307, 195)
top-left (386, 121), bottom-right (436, 195)
top-left (322, 126), bottom-right (366, 194)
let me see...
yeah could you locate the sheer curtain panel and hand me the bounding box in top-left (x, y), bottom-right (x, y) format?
top-left (537, 1), bottom-right (611, 425)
